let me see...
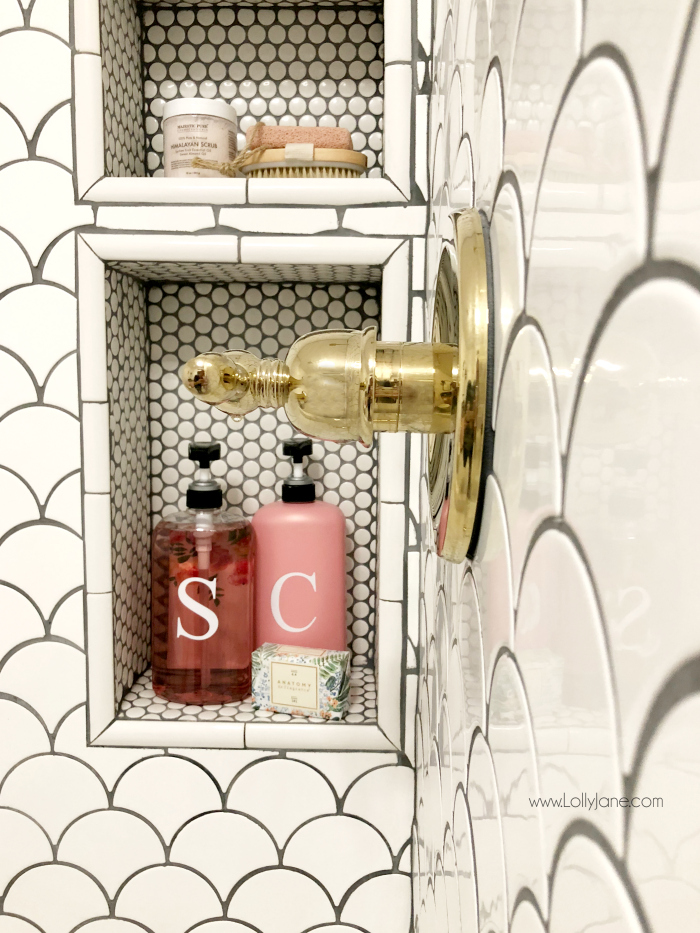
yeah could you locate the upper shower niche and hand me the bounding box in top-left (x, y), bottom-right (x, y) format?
top-left (138, 5), bottom-right (382, 177)
top-left (86, 0), bottom-right (422, 206)
top-left (80, 0), bottom-right (425, 284)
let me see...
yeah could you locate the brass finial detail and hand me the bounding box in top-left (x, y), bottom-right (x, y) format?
top-left (180, 350), bottom-right (291, 419)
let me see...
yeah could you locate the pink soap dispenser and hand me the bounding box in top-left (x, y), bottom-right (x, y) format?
top-left (151, 443), bottom-right (254, 704)
top-left (252, 438), bottom-right (347, 651)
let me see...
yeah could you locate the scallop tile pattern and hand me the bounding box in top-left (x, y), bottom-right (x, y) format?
top-left (118, 665), bottom-right (377, 723)
top-left (141, 4), bottom-right (385, 177)
top-left (418, 0), bottom-right (700, 931)
top-left (101, 0), bottom-right (145, 176)
top-left (147, 280), bottom-right (379, 664)
top-left (0, 3), bottom-right (414, 932)
top-left (3, 0), bottom-right (699, 930)
top-left (106, 270), bottom-right (150, 703)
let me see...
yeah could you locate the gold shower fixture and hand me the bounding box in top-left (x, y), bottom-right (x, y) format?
top-left (180, 209), bottom-right (492, 562)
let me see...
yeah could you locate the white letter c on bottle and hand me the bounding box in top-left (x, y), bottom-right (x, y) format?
top-left (271, 571), bottom-right (317, 632)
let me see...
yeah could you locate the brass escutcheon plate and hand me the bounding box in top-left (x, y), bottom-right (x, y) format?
top-left (430, 209), bottom-right (491, 562)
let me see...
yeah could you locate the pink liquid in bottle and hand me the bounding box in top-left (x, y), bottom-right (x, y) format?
top-left (252, 438), bottom-right (347, 651)
top-left (151, 444), bottom-right (254, 703)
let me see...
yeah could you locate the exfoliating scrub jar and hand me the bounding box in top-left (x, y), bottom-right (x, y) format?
top-left (240, 125), bottom-right (367, 178)
top-left (162, 98), bottom-right (238, 178)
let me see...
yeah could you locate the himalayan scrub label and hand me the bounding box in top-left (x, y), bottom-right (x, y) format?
top-left (163, 114), bottom-right (237, 177)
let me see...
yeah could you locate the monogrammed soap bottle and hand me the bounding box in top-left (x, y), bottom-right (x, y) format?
top-left (252, 438), bottom-right (347, 651)
top-left (151, 443), bottom-right (254, 703)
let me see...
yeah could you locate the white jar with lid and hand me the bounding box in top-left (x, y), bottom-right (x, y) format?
top-left (162, 98), bottom-right (238, 178)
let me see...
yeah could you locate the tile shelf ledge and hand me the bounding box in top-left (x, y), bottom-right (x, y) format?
top-left (92, 718), bottom-right (398, 752)
top-left (82, 176), bottom-right (412, 206)
top-left (119, 667), bottom-right (377, 726)
top-left (90, 665), bottom-right (393, 752)
top-left (92, 664), bottom-right (395, 752)
top-left (79, 231), bottom-right (406, 278)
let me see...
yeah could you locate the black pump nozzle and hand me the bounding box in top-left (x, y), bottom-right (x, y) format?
top-left (189, 443), bottom-right (221, 469)
top-left (282, 438), bottom-right (313, 463)
top-left (282, 437), bottom-right (315, 503)
top-left (187, 442), bottom-right (223, 510)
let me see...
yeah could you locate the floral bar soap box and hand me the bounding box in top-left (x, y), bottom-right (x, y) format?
top-left (252, 643), bottom-right (351, 720)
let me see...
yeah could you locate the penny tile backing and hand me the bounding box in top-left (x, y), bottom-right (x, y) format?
top-left (106, 273), bottom-right (381, 712)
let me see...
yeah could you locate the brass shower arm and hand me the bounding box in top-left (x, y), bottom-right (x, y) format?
top-left (180, 331), bottom-right (460, 445)
top-left (180, 208), bottom-right (492, 562)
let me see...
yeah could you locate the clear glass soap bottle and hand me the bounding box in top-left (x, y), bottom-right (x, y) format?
top-left (151, 443), bottom-right (254, 704)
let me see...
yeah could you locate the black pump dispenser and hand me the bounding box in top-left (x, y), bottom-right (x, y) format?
top-left (187, 443), bottom-right (223, 509)
top-left (282, 438), bottom-right (316, 503)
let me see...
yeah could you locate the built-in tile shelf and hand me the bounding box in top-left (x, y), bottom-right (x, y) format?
top-left (137, 4), bottom-right (385, 177)
top-left (81, 0), bottom-right (426, 307)
top-left (80, 241), bottom-right (412, 754)
top-left (92, 666), bottom-right (390, 750)
top-left (79, 205), bottom-right (425, 283)
top-left (76, 0), bottom-right (419, 757)
top-left (78, 1), bottom-right (420, 206)
top-left (119, 667), bottom-right (377, 725)
top-left (82, 176), bottom-right (411, 205)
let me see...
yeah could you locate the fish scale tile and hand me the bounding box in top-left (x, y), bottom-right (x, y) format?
top-left (419, 0), bottom-right (700, 930)
top-left (0, 0), bottom-right (697, 928)
top-left (0, 5), bottom-right (412, 925)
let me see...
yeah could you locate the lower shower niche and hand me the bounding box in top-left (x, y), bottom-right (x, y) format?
top-left (104, 269), bottom-right (384, 748)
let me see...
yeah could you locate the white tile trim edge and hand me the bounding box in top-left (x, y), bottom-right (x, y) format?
top-left (244, 723), bottom-right (396, 751)
top-left (74, 0), bottom-right (100, 53)
top-left (383, 65), bottom-right (413, 198)
top-left (84, 494), bottom-right (112, 593)
top-left (378, 433), bottom-right (407, 504)
top-left (82, 402), bottom-right (110, 494)
top-left (240, 236), bottom-right (401, 265)
top-left (376, 599), bottom-right (403, 749)
top-left (77, 238), bottom-right (107, 402)
top-left (81, 233), bottom-right (405, 267)
top-left (74, 53), bottom-right (104, 198)
top-left (383, 0), bottom-right (413, 63)
top-left (80, 233), bottom-right (240, 263)
top-left (87, 592), bottom-right (115, 739)
top-left (381, 239), bottom-right (410, 340)
top-left (91, 719), bottom-right (395, 751)
top-left (93, 719), bottom-right (246, 749)
top-left (247, 177), bottom-right (409, 205)
top-left (82, 176), bottom-right (408, 205)
top-left (403, 673), bottom-right (418, 763)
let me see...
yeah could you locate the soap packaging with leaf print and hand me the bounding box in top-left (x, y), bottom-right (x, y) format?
top-left (151, 443), bottom-right (254, 704)
top-left (252, 643), bottom-right (351, 720)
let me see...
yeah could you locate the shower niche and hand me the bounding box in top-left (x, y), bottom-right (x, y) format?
top-left (80, 236), bottom-right (414, 753)
top-left (108, 269), bottom-right (380, 725)
top-left (77, 0), bottom-right (420, 754)
top-left (103, 1), bottom-right (384, 179)
top-left (84, 0), bottom-right (421, 205)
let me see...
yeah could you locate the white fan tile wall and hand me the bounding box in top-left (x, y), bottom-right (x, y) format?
top-left (418, 2), bottom-right (700, 933)
top-left (2, 0), bottom-right (698, 929)
top-left (0, 0), bottom-right (415, 929)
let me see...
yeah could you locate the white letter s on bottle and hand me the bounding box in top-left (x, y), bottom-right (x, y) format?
top-left (177, 576), bottom-right (219, 641)
top-left (271, 571), bottom-right (317, 632)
